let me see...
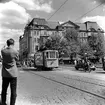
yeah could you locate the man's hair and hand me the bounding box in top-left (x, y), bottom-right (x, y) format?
top-left (7, 38), bottom-right (15, 46)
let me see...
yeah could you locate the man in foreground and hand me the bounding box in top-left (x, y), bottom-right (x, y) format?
top-left (1, 38), bottom-right (19, 105)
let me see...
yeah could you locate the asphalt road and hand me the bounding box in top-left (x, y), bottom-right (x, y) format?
top-left (0, 65), bottom-right (105, 105)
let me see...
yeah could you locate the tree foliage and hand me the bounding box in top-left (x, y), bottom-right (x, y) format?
top-left (88, 32), bottom-right (104, 58)
top-left (79, 44), bottom-right (94, 57)
top-left (63, 28), bottom-right (80, 58)
top-left (64, 28), bottom-right (79, 42)
top-left (45, 34), bottom-right (62, 50)
top-left (39, 33), bottom-right (67, 57)
top-left (42, 28), bottom-right (80, 58)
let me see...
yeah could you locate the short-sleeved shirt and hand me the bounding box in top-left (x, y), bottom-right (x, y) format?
top-left (1, 47), bottom-right (19, 77)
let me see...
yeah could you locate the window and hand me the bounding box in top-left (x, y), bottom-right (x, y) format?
top-left (56, 52), bottom-right (58, 58)
top-left (50, 51), bottom-right (55, 58)
top-left (46, 52), bottom-right (49, 58)
top-left (48, 31), bottom-right (52, 36)
top-left (80, 33), bottom-right (83, 37)
top-left (52, 31), bottom-right (55, 35)
top-left (37, 31), bottom-right (39, 35)
top-left (85, 33), bottom-right (87, 37)
top-left (82, 33), bottom-right (84, 37)
top-left (90, 28), bottom-right (96, 32)
top-left (44, 31), bottom-right (47, 36)
top-left (34, 38), bottom-right (36, 43)
top-left (37, 38), bottom-right (40, 43)
top-left (34, 31), bottom-right (36, 35)
top-left (41, 31), bottom-right (44, 35)
top-left (35, 46), bottom-right (38, 51)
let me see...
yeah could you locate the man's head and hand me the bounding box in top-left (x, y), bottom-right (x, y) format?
top-left (6, 38), bottom-right (15, 46)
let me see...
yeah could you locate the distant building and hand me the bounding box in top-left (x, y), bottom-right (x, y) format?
top-left (76, 21), bottom-right (104, 44)
top-left (59, 20), bottom-right (104, 44)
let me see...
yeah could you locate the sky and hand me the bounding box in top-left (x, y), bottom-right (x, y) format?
top-left (0, 0), bottom-right (105, 50)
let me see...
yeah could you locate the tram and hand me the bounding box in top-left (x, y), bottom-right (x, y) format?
top-left (34, 50), bottom-right (59, 70)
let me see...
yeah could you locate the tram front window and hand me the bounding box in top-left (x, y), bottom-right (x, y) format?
top-left (50, 51), bottom-right (55, 58)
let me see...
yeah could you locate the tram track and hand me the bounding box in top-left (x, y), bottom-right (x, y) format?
top-left (63, 75), bottom-right (105, 87)
top-left (26, 70), bottom-right (105, 100)
top-left (58, 66), bottom-right (105, 87)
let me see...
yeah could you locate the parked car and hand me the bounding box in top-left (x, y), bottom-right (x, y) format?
top-left (74, 59), bottom-right (94, 72)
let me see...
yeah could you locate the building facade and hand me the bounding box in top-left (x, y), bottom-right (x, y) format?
top-left (19, 18), bottom-right (62, 60)
top-left (77, 21), bottom-right (104, 44)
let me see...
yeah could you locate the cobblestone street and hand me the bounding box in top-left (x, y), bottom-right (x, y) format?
top-left (1, 0), bottom-right (105, 104)
top-left (0, 65), bottom-right (105, 105)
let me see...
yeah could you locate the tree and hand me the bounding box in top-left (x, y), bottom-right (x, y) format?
top-left (88, 32), bottom-right (104, 58)
top-left (88, 33), bottom-right (97, 50)
top-left (79, 44), bottom-right (94, 57)
top-left (96, 32), bottom-right (105, 57)
top-left (39, 33), bottom-right (66, 57)
top-left (45, 34), bottom-right (62, 50)
top-left (86, 31), bottom-right (105, 64)
top-left (63, 28), bottom-right (80, 59)
top-left (96, 31), bottom-right (105, 70)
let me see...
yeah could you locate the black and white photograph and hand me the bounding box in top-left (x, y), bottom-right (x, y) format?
top-left (0, 0), bottom-right (105, 105)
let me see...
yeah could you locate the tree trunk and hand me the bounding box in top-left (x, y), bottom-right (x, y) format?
top-left (102, 57), bottom-right (105, 70)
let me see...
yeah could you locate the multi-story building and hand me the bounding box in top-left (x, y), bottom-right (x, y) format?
top-left (59, 20), bottom-right (104, 44)
top-left (19, 18), bottom-right (62, 60)
top-left (19, 18), bottom-right (104, 61)
top-left (76, 21), bottom-right (104, 44)
top-left (19, 31), bottom-right (29, 60)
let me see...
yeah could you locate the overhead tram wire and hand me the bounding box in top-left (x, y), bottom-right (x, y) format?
top-left (75, 1), bottom-right (105, 22)
top-left (47, 0), bottom-right (105, 22)
top-left (47, 0), bottom-right (69, 20)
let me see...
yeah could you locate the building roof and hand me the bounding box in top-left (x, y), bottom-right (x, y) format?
top-left (46, 21), bottom-right (60, 29)
top-left (76, 23), bottom-right (86, 30)
top-left (60, 20), bottom-right (80, 28)
top-left (85, 21), bottom-right (101, 31)
top-left (31, 18), bottom-right (47, 25)
top-left (76, 21), bottom-right (104, 32)
top-left (27, 18), bottom-right (104, 32)
top-left (29, 18), bottom-right (60, 29)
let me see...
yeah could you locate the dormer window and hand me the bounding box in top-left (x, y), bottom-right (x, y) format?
top-left (97, 28), bottom-right (103, 32)
top-left (89, 28), bottom-right (96, 32)
top-left (33, 21), bottom-right (38, 25)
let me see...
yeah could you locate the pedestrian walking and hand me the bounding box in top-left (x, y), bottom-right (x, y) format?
top-left (1, 38), bottom-right (19, 105)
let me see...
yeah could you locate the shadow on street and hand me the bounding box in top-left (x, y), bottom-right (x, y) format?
top-left (95, 71), bottom-right (105, 74)
top-left (22, 67), bottom-right (53, 72)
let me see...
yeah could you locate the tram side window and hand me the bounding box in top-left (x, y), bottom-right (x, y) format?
top-left (46, 52), bottom-right (49, 58)
top-left (56, 52), bottom-right (58, 58)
